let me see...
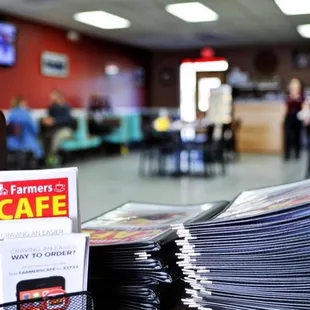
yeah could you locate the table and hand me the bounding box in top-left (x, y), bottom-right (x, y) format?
top-left (153, 126), bottom-right (209, 177)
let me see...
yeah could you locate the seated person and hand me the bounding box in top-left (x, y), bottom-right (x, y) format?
top-left (7, 96), bottom-right (44, 160)
top-left (153, 108), bottom-right (171, 132)
top-left (87, 94), bottom-right (118, 135)
top-left (88, 94), bottom-right (112, 114)
top-left (41, 90), bottom-right (75, 166)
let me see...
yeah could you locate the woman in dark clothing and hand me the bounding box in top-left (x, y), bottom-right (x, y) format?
top-left (284, 78), bottom-right (304, 161)
top-left (297, 100), bottom-right (310, 177)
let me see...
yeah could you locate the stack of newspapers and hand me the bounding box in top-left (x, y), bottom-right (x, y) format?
top-left (0, 168), bottom-right (90, 308)
top-left (175, 180), bottom-right (310, 310)
top-left (82, 201), bottom-right (228, 310)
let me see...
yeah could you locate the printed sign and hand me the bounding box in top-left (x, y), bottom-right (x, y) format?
top-left (0, 168), bottom-right (79, 231)
top-left (0, 234), bottom-right (89, 305)
top-left (41, 52), bottom-right (69, 78)
top-left (0, 178), bottom-right (69, 220)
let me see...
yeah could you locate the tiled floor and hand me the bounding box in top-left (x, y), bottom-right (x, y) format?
top-left (76, 153), bottom-right (307, 222)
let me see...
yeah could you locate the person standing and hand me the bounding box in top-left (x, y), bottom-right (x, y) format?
top-left (298, 99), bottom-right (310, 177)
top-left (41, 90), bottom-right (75, 166)
top-left (284, 79), bottom-right (304, 161)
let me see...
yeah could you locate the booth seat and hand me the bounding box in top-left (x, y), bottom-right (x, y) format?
top-left (102, 114), bottom-right (143, 144)
top-left (60, 116), bottom-right (101, 152)
top-left (3, 108), bottom-right (143, 153)
top-left (60, 113), bottom-right (143, 152)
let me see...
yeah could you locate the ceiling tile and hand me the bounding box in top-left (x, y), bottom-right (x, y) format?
top-left (0, 0), bottom-right (307, 49)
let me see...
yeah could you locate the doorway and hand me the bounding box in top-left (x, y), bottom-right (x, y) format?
top-left (196, 72), bottom-right (225, 118)
top-left (179, 60), bottom-right (229, 123)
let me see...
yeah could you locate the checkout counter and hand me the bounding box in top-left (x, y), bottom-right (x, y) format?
top-left (234, 101), bottom-right (285, 154)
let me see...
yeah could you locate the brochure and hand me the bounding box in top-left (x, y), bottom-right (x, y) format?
top-left (93, 202), bottom-right (214, 227)
top-left (82, 202), bottom-right (226, 246)
top-left (0, 233), bottom-right (89, 305)
top-left (0, 168), bottom-right (80, 232)
top-left (84, 227), bottom-right (168, 246)
top-left (216, 179), bottom-right (310, 221)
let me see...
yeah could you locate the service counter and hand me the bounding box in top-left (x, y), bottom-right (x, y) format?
top-left (234, 101), bottom-right (286, 154)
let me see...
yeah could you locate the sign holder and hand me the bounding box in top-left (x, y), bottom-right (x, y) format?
top-left (0, 110), bottom-right (7, 170)
top-left (0, 291), bottom-right (93, 309)
top-left (0, 117), bottom-right (93, 307)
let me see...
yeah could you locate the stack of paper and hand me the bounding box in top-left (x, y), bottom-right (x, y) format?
top-left (175, 180), bottom-right (310, 310)
top-left (82, 201), bottom-right (228, 310)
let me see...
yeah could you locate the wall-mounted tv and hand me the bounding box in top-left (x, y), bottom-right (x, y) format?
top-left (292, 49), bottom-right (310, 69)
top-left (0, 22), bottom-right (17, 67)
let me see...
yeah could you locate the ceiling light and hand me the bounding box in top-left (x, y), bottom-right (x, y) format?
top-left (297, 24), bottom-right (310, 38)
top-left (274, 0), bottom-right (310, 15)
top-left (74, 11), bottom-right (130, 30)
top-left (105, 64), bottom-right (120, 75)
top-left (165, 2), bottom-right (218, 23)
top-left (193, 60), bottom-right (229, 72)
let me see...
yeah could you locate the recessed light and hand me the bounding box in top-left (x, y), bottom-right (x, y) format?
top-left (74, 11), bottom-right (130, 30)
top-left (297, 24), bottom-right (310, 38)
top-left (165, 2), bottom-right (218, 23)
top-left (274, 0), bottom-right (310, 15)
top-left (105, 64), bottom-right (120, 75)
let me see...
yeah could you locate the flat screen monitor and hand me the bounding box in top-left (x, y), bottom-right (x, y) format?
top-left (293, 49), bottom-right (310, 69)
top-left (0, 23), bottom-right (17, 67)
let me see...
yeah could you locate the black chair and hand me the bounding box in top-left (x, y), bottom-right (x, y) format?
top-left (189, 124), bottom-right (226, 177)
top-left (139, 130), bottom-right (162, 176)
top-left (221, 120), bottom-right (241, 162)
top-left (157, 131), bottom-right (181, 176)
top-left (207, 124), bottom-right (227, 175)
top-left (7, 151), bottom-right (38, 170)
top-left (183, 124), bottom-right (215, 177)
top-left (139, 130), bottom-right (179, 176)
top-left (6, 123), bottom-right (39, 170)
